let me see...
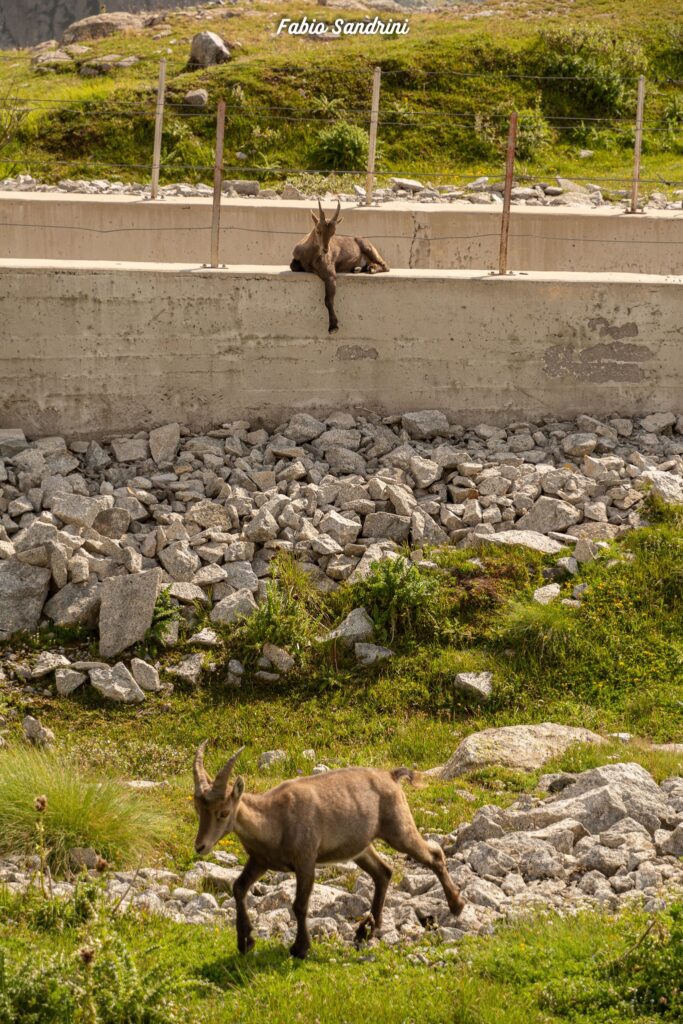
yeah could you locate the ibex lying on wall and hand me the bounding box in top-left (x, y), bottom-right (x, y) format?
top-left (193, 743), bottom-right (465, 959)
top-left (290, 200), bottom-right (390, 334)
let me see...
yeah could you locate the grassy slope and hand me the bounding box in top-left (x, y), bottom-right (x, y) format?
top-left (0, 0), bottom-right (681, 189)
top-left (1, 887), bottom-right (680, 1023)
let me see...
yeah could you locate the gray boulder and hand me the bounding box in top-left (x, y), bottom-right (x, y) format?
top-left (44, 580), bottom-right (101, 629)
top-left (0, 562), bottom-right (51, 639)
top-left (441, 723), bottom-right (604, 778)
top-left (210, 588), bottom-right (258, 625)
top-left (189, 31), bottom-right (230, 68)
top-left (325, 607), bottom-right (374, 646)
top-left (98, 568), bottom-right (163, 658)
top-left (453, 672), bottom-right (493, 703)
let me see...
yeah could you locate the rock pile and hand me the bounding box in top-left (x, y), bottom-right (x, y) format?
top-left (0, 411), bottom-right (681, 660)
top-left (1, 762), bottom-right (680, 944)
top-left (2, 173), bottom-right (680, 210)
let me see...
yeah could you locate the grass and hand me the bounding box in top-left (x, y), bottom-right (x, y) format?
top-left (0, 883), bottom-right (681, 1023)
top-left (0, 746), bottom-right (174, 873)
top-left (0, 0), bottom-right (681, 192)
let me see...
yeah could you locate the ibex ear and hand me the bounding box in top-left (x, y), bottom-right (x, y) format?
top-left (232, 776), bottom-right (245, 801)
top-left (335, 216), bottom-right (343, 225)
top-left (311, 212), bottom-right (319, 225)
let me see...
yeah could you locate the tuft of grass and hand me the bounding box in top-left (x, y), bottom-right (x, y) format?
top-left (0, 747), bottom-right (173, 873)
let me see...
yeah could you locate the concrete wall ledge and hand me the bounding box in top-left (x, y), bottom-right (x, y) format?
top-left (1, 259), bottom-right (681, 437)
top-left (2, 192), bottom-right (682, 273)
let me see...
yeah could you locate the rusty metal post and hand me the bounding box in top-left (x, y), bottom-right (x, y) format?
top-left (150, 58), bottom-right (166, 200)
top-left (629, 75), bottom-right (646, 214)
top-left (498, 112), bottom-right (517, 275)
top-left (365, 66), bottom-right (382, 206)
top-left (211, 99), bottom-right (226, 268)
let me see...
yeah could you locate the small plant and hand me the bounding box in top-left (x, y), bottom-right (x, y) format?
top-left (515, 106), bottom-right (553, 161)
top-left (0, 748), bottom-right (172, 874)
top-left (139, 587), bottom-right (180, 657)
top-left (311, 94), bottom-right (345, 119)
top-left (494, 599), bottom-right (573, 664)
top-left (346, 557), bottom-right (448, 644)
top-left (310, 120), bottom-right (370, 172)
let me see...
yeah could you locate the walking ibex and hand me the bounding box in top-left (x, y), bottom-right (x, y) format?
top-left (290, 200), bottom-right (390, 334)
top-left (192, 743), bottom-right (465, 959)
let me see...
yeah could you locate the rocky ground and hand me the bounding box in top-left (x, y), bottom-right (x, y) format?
top-left (2, 172), bottom-right (681, 209)
top-left (2, 759), bottom-right (682, 946)
top-left (1, 409), bottom-right (682, 704)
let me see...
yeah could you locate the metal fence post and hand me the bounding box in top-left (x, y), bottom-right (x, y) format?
top-left (211, 99), bottom-right (226, 268)
top-left (498, 112), bottom-right (517, 275)
top-left (629, 75), bottom-right (646, 214)
top-left (150, 58), bottom-right (166, 200)
top-left (365, 66), bottom-right (382, 206)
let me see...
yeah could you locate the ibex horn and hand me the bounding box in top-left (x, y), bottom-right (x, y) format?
top-left (333, 200), bottom-right (341, 222)
top-left (193, 739), bottom-right (210, 796)
top-left (211, 745), bottom-right (246, 795)
top-left (318, 198), bottom-right (326, 223)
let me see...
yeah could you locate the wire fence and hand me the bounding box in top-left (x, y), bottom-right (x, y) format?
top-left (1, 60), bottom-right (682, 272)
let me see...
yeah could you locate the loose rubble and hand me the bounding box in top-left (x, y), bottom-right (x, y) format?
top-left (1, 172), bottom-right (680, 210)
top-left (1, 762), bottom-right (681, 947)
top-left (0, 411), bottom-right (681, 696)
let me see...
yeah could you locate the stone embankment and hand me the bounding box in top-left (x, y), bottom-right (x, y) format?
top-left (1, 410), bottom-right (682, 689)
top-left (2, 172), bottom-right (680, 210)
top-left (1, 760), bottom-right (681, 945)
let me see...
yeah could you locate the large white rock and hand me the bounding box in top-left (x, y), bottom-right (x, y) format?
top-left (641, 469), bottom-right (683, 504)
top-left (516, 497), bottom-right (581, 535)
top-left (441, 723), bottom-right (604, 777)
top-left (324, 607), bottom-right (374, 646)
top-left (210, 588), bottom-right (258, 625)
top-left (483, 530), bottom-right (564, 554)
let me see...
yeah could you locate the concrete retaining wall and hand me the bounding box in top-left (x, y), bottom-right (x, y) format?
top-left (1, 192), bottom-right (682, 274)
top-left (1, 259), bottom-right (681, 438)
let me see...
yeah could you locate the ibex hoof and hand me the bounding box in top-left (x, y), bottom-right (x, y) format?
top-left (354, 913), bottom-right (376, 946)
top-left (237, 934), bottom-right (256, 955)
top-left (329, 324), bottom-right (339, 334)
top-left (289, 942), bottom-right (310, 960)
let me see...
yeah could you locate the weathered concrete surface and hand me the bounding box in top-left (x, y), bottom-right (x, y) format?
top-left (0, 260), bottom-right (680, 437)
top-left (1, 193), bottom-right (682, 274)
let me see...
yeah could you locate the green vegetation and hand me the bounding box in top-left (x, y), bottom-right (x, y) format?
top-left (0, 747), bottom-right (173, 873)
top-left (0, 0), bottom-right (681, 192)
top-left (1, 882), bottom-right (681, 1023)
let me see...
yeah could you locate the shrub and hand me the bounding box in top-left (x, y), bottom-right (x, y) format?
top-left (310, 120), bottom-right (370, 172)
top-left (345, 557), bottom-right (450, 644)
top-left (0, 747), bottom-right (172, 873)
top-left (515, 106), bottom-right (553, 161)
top-left (535, 26), bottom-right (647, 114)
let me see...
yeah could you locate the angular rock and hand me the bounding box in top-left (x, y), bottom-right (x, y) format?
top-left (98, 568), bottom-right (163, 658)
top-left (55, 668), bottom-right (87, 696)
top-left (484, 530), bottom-right (564, 554)
top-left (354, 642), bottom-right (394, 667)
top-left (325, 607), bottom-right (374, 646)
top-left (149, 423), bottom-right (180, 465)
top-left (0, 562), bottom-right (51, 639)
top-left (90, 663), bottom-right (145, 704)
top-left (210, 588), bottom-right (258, 625)
top-left (401, 410), bottom-right (450, 439)
top-left (516, 497), bottom-right (581, 535)
top-left (131, 658), bottom-right (162, 692)
top-left (189, 30), bottom-right (231, 68)
top-left (453, 672), bottom-right (493, 702)
top-left (30, 651), bottom-right (70, 678)
top-left (44, 580), bottom-right (101, 629)
top-left (23, 715), bottom-right (55, 746)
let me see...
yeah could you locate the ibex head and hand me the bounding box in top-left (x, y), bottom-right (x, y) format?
top-left (311, 200), bottom-right (343, 255)
top-left (192, 741), bottom-right (246, 854)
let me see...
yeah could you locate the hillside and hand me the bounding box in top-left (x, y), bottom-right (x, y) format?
top-left (0, 0), bottom-right (681, 193)
top-left (0, 0), bottom-right (191, 49)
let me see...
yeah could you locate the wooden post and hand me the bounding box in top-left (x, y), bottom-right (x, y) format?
top-left (629, 75), bottom-right (646, 214)
top-left (498, 112), bottom-right (517, 275)
top-left (150, 58), bottom-right (166, 200)
top-left (365, 66), bottom-right (382, 206)
top-left (211, 99), bottom-right (226, 269)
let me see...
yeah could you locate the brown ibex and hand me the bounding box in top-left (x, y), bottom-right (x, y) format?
top-left (290, 200), bottom-right (390, 334)
top-left (192, 743), bottom-right (465, 959)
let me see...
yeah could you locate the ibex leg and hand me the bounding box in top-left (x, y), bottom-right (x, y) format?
top-left (323, 275), bottom-right (339, 333)
top-left (233, 857), bottom-right (267, 954)
top-left (353, 845), bottom-right (393, 944)
top-left (290, 862), bottom-right (315, 959)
